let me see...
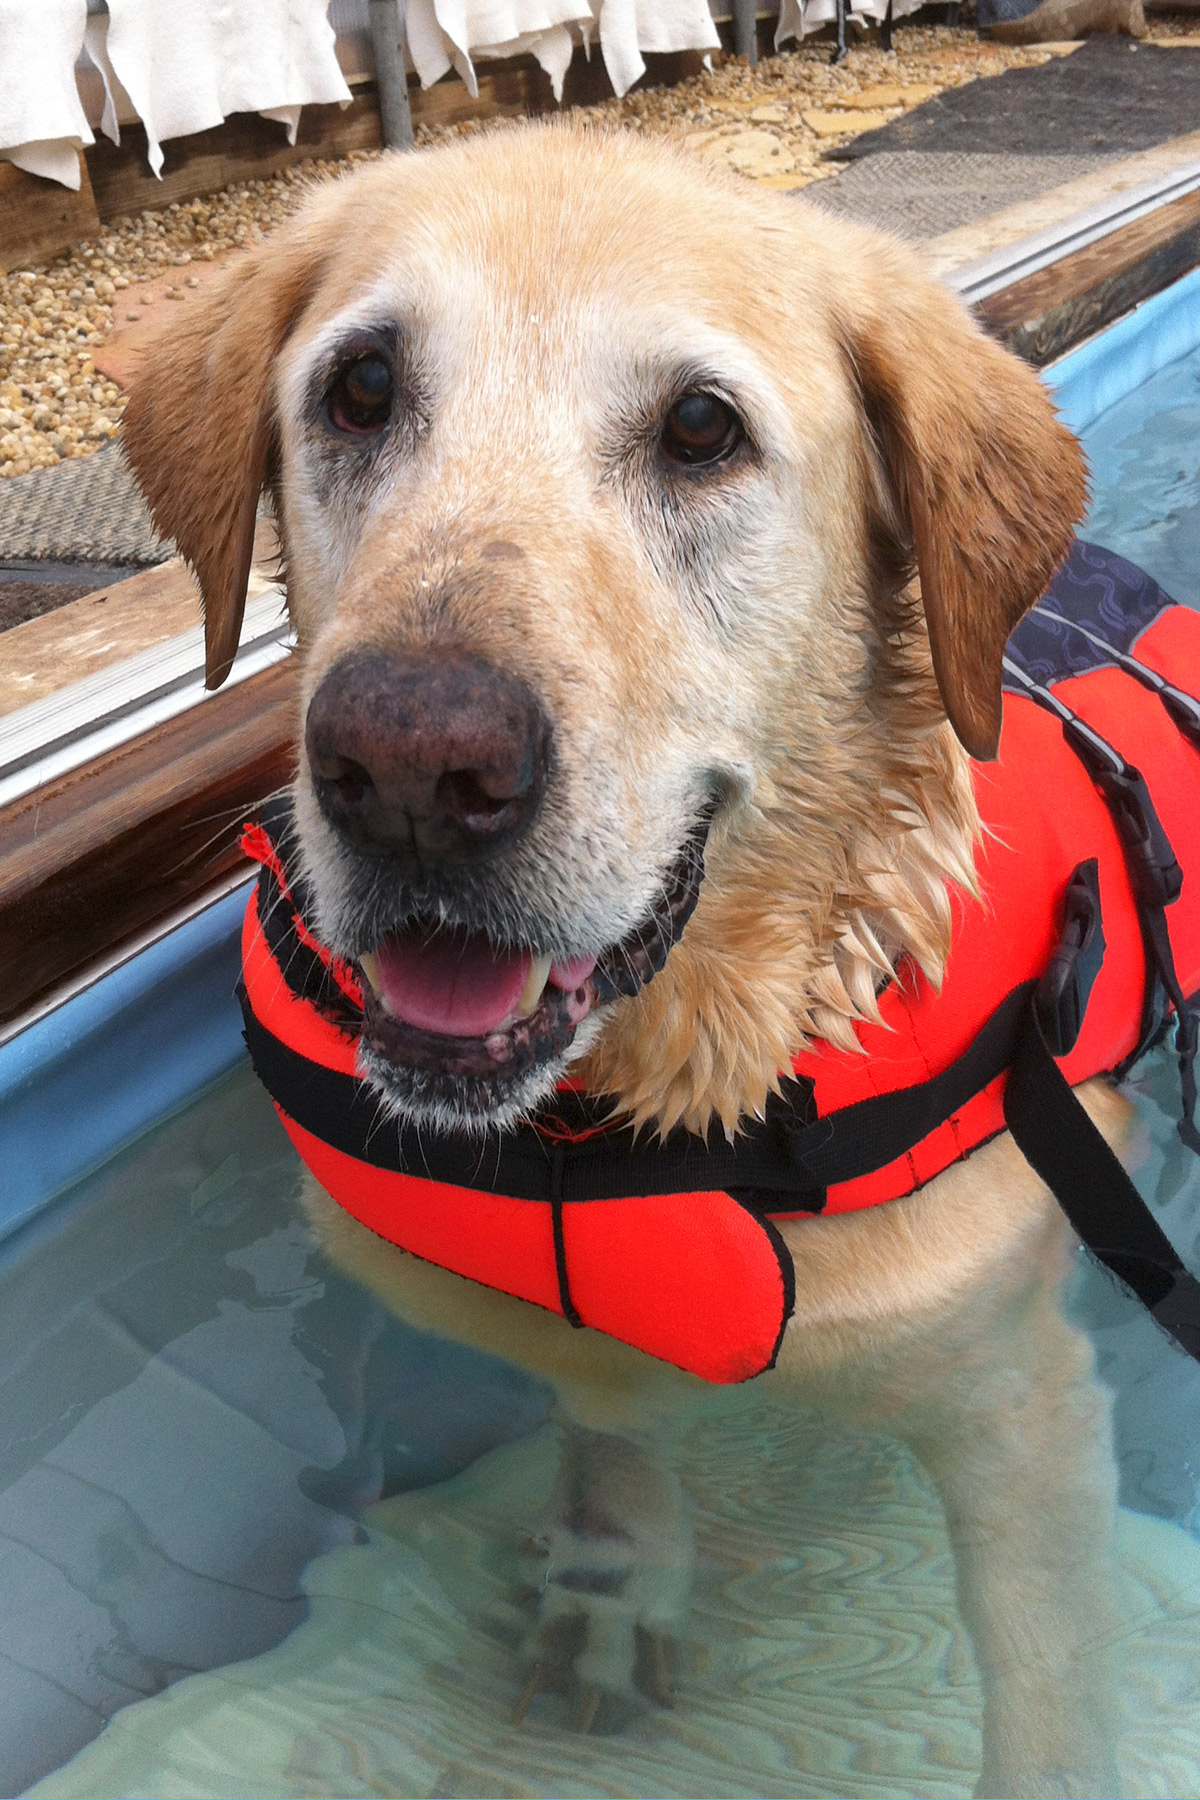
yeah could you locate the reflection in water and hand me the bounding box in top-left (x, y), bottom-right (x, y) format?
top-left (8, 347), bottom-right (1200, 1798)
top-left (0, 1072), bottom-right (549, 1798)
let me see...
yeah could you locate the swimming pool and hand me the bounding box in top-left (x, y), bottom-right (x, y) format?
top-left (1048, 264), bottom-right (1200, 609)
top-left (5, 269), bottom-right (1200, 1799)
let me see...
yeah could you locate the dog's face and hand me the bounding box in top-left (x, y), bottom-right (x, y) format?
top-left (124, 127), bottom-right (1085, 1136)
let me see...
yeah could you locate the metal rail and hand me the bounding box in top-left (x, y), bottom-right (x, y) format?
top-left (947, 157), bottom-right (1200, 304)
top-left (731, 0), bottom-right (760, 65)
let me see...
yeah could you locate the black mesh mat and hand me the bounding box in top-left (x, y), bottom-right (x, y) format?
top-left (834, 37), bottom-right (1200, 161)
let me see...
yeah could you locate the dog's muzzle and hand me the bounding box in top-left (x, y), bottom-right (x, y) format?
top-left (355, 811), bottom-right (712, 1098)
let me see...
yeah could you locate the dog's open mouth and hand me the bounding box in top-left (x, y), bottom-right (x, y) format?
top-left (356, 815), bottom-right (710, 1099)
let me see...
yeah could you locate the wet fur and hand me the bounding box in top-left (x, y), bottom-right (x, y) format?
top-left (124, 126), bottom-right (1122, 1796)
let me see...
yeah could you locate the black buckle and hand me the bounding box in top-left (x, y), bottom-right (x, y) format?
top-left (1098, 764), bottom-right (1184, 909)
top-left (1063, 720), bottom-right (1183, 909)
top-left (1037, 859), bottom-right (1106, 1057)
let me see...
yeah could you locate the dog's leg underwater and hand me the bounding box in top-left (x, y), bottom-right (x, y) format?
top-left (795, 1263), bottom-right (1121, 1798)
top-left (776, 1119), bottom-right (1124, 1800)
top-left (302, 1171), bottom-right (702, 1720)
top-left (901, 1278), bottom-right (1120, 1798)
top-left (515, 1421), bottom-right (693, 1730)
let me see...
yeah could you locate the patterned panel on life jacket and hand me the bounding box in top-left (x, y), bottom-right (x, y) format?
top-left (1005, 539), bottom-right (1177, 690)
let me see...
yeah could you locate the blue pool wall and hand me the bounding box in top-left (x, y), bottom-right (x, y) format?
top-left (4, 265), bottom-right (1200, 1237)
top-left (1043, 263), bottom-right (1200, 440)
top-left (0, 890), bottom-right (248, 1242)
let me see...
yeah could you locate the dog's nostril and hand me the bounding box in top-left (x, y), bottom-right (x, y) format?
top-left (436, 768), bottom-right (522, 827)
top-left (332, 760), bottom-right (372, 806)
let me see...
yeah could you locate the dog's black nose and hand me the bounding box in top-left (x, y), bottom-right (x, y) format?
top-left (305, 649), bottom-right (550, 867)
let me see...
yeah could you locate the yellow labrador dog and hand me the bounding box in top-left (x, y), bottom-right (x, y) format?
top-left (123, 125), bottom-right (1123, 1798)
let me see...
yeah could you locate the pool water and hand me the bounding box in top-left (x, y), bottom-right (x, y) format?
top-left (1082, 338), bottom-right (1200, 611)
top-left (6, 330), bottom-right (1200, 1799)
top-left (0, 1073), bottom-right (551, 1797)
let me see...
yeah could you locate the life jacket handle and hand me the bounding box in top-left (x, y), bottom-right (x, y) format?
top-left (1034, 603), bottom-right (1200, 749)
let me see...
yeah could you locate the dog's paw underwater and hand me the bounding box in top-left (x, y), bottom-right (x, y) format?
top-left (28, 1401), bottom-right (1200, 1799)
top-left (511, 1428), bottom-right (692, 1734)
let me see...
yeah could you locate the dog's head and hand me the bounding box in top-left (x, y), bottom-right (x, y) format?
top-left (124, 126), bottom-right (1086, 1137)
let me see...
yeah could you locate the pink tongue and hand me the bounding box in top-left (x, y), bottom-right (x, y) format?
top-left (373, 928), bottom-right (531, 1038)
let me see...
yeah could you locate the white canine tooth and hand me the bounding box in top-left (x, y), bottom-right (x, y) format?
top-left (516, 952), bottom-right (552, 1018)
top-left (360, 951), bottom-right (381, 992)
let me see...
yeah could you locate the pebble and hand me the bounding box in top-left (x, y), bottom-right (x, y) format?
top-left (0, 18), bottom-right (1195, 480)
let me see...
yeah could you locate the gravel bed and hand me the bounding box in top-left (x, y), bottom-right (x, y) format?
top-left (0, 151), bottom-right (369, 479)
top-left (1, 16), bottom-right (1196, 481)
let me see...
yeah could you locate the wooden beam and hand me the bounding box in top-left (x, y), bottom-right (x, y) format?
top-left (973, 185), bottom-right (1200, 366)
top-left (0, 658), bottom-right (297, 1027)
top-left (0, 156), bottom-right (102, 275)
top-left (85, 95), bottom-right (385, 224)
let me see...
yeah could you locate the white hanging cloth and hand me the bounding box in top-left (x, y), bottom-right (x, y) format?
top-left (776, 0), bottom-right (925, 40)
top-left (404, 1), bottom-right (584, 97)
top-left (594, 0), bottom-right (719, 101)
top-left (403, 0), bottom-right (718, 103)
top-left (0, 0), bottom-right (93, 191)
top-left (100, 0), bottom-right (354, 177)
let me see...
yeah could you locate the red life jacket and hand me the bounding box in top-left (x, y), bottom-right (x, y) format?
top-left (239, 542), bottom-right (1200, 1384)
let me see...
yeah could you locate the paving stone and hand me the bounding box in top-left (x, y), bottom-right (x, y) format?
top-left (803, 107), bottom-right (897, 137)
top-left (696, 129), bottom-right (798, 175)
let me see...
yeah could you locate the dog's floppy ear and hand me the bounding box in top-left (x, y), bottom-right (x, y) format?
top-left (840, 253), bottom-right (1087, 759)
top-left (123, 234), bottom-right (326, 688)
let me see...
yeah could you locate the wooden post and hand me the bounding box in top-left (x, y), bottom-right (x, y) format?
top-left (369, 0), bottom-right (415, 149)
top-left (732, 0), bottom-right (759, 63)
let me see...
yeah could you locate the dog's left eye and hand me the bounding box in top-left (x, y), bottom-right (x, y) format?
top-left (328, 352), bottom-right (393, 434)
top-left (660, 392), bottom-right (744, 468)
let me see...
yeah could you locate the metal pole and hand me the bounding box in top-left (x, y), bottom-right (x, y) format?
top-left (732, 0), bottom-right (758, 64)
top-left (369, 0), bottom-right (414, 150)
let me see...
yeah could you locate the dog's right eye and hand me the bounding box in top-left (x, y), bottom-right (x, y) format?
top-left (659, 391), bottom-right (745, 469)
top-left (328, 352), bottom-right (393, 434)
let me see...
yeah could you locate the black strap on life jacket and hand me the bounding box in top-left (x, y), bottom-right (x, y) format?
top-left (991, 640), bottom-right (1200, 1364)
top-left (240, 957), bottom-right (1035, 1208)
top-left (1002, 653), bottom-right (1200, 1154)
top-left (1004, 988), bottom-right (1200, 1362)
